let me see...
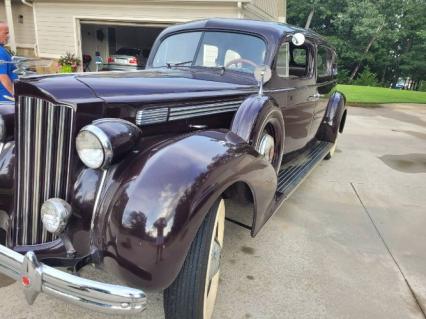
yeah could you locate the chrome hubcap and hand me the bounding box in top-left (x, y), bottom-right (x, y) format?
top-left (258, 133), bottom-right (275, 163)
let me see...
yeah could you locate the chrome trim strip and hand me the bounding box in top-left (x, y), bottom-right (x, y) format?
top-left (90, 169), bottom-right (107, 233)
top-left (15, 96), bottom-right (22, 244)
top-left (171, 100), bottom-right (242, 112)
top-left (65, 108), bottom-right (74, 200)
top-left (136, 108), bottom-right (168, 126)
top-left (54, 107), bottom-right (66, 196)
top-left (0, 245), bottom-right (147, 314)
top-left (135, 100), bottom-right (243, 126)
top-left (31, 99), bottom-right (43, 244)
top-left (42, 103), bottom-right (55, 243)
top-left (21, 96), bottom-right (32, 245)
top-left (169, 105), bottom-right (239, 120)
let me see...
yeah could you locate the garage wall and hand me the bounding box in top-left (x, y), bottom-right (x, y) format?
top-left (0, 1), bottom-right (36, 52)
top-left (33, 1), bottom-right (240, 58)
top-left (115, 27), bottom-right (162, 52)
top-left (13, 2), bottom-right (36, 47)
top-left (80, 24), bottom-right (109, 71)
top-left (0, 2), bottom-right (5, 21)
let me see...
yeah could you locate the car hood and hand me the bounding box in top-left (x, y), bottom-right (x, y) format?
top-left (16, 68), bottom-right (258, 105)
top-left (75, 68), bottom-right (256, 100)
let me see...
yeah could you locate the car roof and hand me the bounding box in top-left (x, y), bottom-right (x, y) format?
top-left (160, 18), bottom-right (326, 45)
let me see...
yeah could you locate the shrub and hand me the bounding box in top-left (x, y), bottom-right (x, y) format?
top-left (352, 67), bottom-right (379, 87)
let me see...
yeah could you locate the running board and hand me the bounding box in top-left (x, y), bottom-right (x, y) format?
top-left (276, 141), bottom-right (332, 198)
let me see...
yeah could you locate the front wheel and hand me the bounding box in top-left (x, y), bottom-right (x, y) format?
top-left (164, 199), bottom-right (225, 319)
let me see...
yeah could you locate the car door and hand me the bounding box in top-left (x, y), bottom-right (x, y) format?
top-left (308, 45), bottom-right (337, 138)
top-left (267, 39), bottom-right (317, 154)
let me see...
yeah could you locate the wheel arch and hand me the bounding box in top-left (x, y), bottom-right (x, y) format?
top-left (231, 94), bottom-right (285, 172)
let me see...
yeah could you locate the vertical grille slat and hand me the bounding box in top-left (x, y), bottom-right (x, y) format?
top-left (21, 97), bottom-right (33, 245)
top-left (31, 99), bottom-right (43, 244)
top-left (15, 97), bottom-right (75, 245)
top-left (41, 103), bottom-right (55, 243)
top-left (54, 107), bottom-right (66, 196)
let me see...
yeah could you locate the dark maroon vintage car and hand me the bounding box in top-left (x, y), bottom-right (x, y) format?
top-left (0, 18), bottom-right (346, 318)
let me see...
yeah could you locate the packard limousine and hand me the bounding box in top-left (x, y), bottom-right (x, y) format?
top-left (0, 18), bottom-right (346, 319)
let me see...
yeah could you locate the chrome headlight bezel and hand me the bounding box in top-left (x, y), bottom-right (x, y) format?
top-left (76, 125), bottom-right (113, 169)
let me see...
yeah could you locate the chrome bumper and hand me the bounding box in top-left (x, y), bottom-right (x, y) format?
top-left (0, 244), bottom-right (146, 314)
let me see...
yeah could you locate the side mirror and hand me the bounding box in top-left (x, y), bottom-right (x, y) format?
top-left (292, 33), bottom-right (305, 46)
top-left (254, 65), bottom-right (272, 96)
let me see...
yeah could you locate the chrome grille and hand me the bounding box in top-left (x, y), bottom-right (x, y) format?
top-left (135, 100), bottom-right (243, 126)
top-left (15, 96), bottom-right (75, 245)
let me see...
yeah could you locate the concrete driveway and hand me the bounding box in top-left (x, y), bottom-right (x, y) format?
top-left (0, 103), bottom-right (425, 319)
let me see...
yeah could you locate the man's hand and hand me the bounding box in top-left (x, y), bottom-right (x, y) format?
top-left (0, 74), bottom-right (13, 96)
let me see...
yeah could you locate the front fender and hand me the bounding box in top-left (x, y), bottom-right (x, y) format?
top-left (92, 130), bottom-right (276, 291)
top-left (231, 94), bottom-right (280, 143)
top-left (316, 91), bottom-right (346, 142)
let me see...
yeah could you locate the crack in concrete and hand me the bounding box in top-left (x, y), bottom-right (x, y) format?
top-left (350, 182), bottom-right (426, 318)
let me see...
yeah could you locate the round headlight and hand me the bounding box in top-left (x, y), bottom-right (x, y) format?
top-left (41, 198), bottom-right (72, 234)
top-left (76, 125), bottom-right (113, 169)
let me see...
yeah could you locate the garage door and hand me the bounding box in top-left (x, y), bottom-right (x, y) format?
top-left (80, 21), bottom-right (168, 72)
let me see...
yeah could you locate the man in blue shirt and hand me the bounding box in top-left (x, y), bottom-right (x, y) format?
top-left (0, 22), bottom-right (17, 102)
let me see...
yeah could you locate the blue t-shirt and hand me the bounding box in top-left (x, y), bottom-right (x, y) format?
top-left (0, 45), bottom-right (17, 102)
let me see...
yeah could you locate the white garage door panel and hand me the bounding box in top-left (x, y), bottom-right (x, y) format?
top-left (34, 2), bottom-right (239, 57)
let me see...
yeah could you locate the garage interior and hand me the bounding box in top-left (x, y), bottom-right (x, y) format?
top-left (80, 22), bottom-right (166, 72)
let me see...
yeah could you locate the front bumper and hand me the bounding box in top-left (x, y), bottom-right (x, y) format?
top-left (0, 244), bottom-right (146, 314)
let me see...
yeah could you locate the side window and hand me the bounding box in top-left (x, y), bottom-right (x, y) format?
top-left (276, 42), bottom-right (314, 79)
top-left (276, 43), bottom-right (289, 77)
top-left (317, 46), bottom-right (332, 78)
top-left (292, 47), bottom-right (307, 67)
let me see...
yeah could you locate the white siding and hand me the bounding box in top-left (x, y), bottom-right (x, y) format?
top-left (0, 2), bottom-right (6, 21)
top-left (34, 1), bottom-right (240, 58)
top-left (243, 0), bottom-right (286, 22)
top-left (13, 2), bottom-right (36, 47)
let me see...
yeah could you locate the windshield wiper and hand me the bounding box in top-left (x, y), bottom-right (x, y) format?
top-left (166, 60), bottom-right (193, 68)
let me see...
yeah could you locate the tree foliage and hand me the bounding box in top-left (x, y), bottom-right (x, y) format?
top-left (287, 0), bottom-right (426, 88)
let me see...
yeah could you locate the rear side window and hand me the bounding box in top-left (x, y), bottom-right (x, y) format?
top-left (317, 46), bottom-right (332, 78)
top-left (276, 43), bottom-right (289, 77)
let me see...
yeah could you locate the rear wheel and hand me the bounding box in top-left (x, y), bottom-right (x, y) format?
top-left (164, 199), bottom-right (225, 319)
top-left (324, 134), bottom-right (338, 160)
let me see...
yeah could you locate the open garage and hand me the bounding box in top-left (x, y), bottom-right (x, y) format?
top-left (80, 21), bottom-right (166, 72)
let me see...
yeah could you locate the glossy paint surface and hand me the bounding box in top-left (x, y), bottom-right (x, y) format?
top-left (92, 130), bottom-right (276, 290)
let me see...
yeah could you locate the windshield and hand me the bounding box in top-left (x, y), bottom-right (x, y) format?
top-left (151, 31), bottom-right (267, 74)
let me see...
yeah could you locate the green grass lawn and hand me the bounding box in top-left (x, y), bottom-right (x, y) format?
top-left (335, 85), bottom-right (426, 105)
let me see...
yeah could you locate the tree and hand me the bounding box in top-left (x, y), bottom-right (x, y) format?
top-left (287, 0), bottom-right (426, 88)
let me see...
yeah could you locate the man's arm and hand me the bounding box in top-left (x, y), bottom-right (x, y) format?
top-left (0, 74), bottom-right (13, 96)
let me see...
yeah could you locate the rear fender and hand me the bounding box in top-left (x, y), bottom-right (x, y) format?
top-left (92, 130), bottom-right (276, 290)
top-left (316, 91), bottom-right (346, 143)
